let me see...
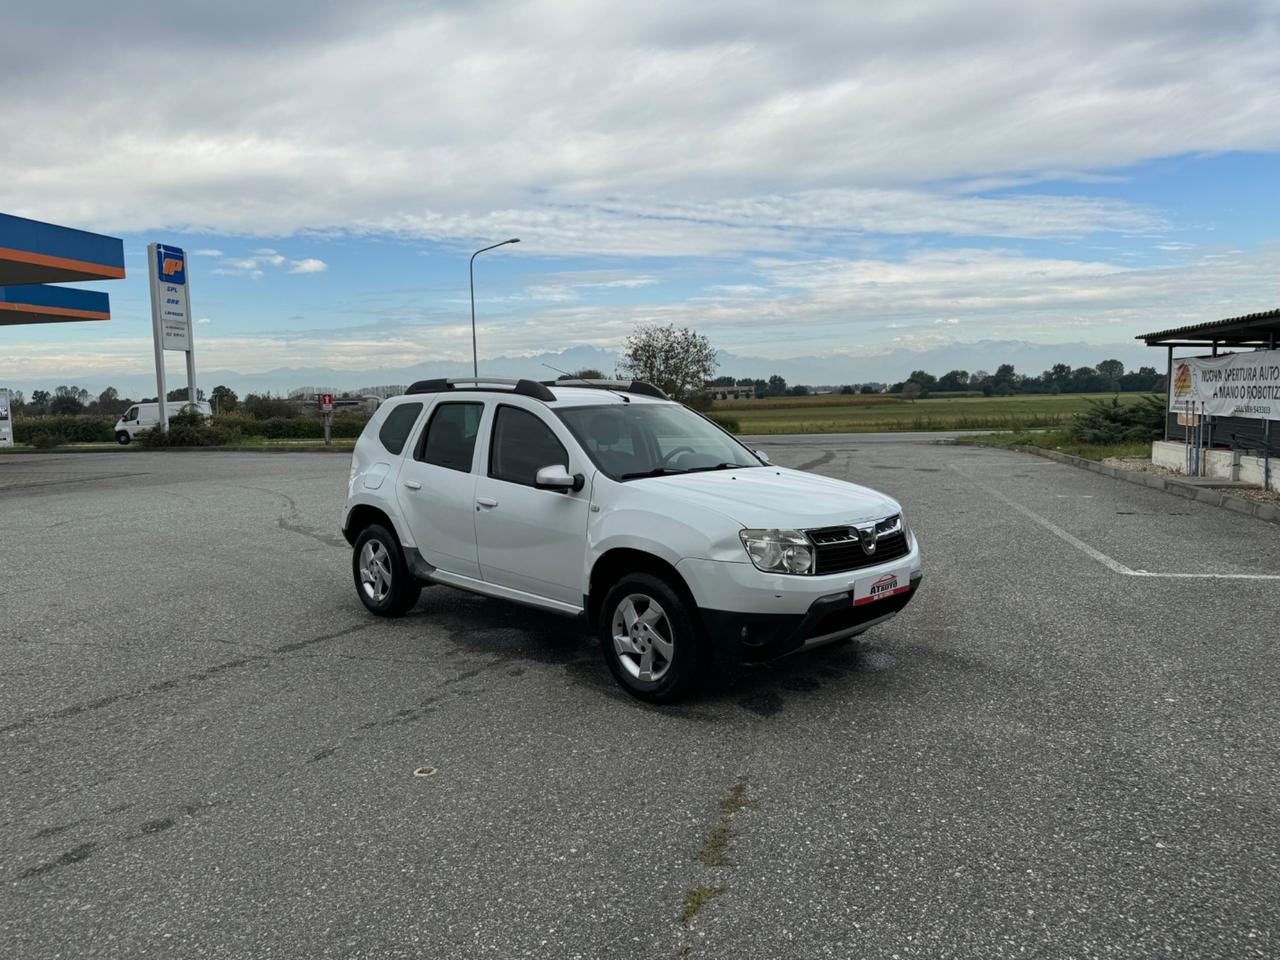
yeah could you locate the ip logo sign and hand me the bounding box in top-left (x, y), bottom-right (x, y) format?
top-left (156, 244), bottom-right (186, 285)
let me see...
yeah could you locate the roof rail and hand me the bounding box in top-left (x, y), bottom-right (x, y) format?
top-left (538, 378), bottom-right (670, 401)
top-left (405, 377), bottom-right (557, 402)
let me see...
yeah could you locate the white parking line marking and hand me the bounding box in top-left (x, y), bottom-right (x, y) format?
top-left (950, 464), bottom-right (1280, 581)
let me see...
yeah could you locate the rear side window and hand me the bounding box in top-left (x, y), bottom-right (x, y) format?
top-left (489, 406), bottom-right (568, 486)
top-left (378, 402), bottom-right (423, 455)
top-left (417, 402), bottom-right (483, 471)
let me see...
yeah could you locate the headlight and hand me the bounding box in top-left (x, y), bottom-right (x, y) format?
top-left (739, 528), bottom-right (814, 575)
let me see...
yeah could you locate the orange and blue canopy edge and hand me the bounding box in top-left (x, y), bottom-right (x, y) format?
top-left (0, 284), bottom-right (111, 326)
top-left (0, 212), bottom-right (124, 325)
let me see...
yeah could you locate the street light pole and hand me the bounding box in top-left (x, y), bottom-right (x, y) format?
top-left (470, 238), bottom-right (520, 377)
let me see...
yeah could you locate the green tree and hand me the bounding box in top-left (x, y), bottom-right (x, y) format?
top-left (211, 384), bottom-right (239, 412)
top-left (1096, 359), bottom-right (1125, 380)
top-left (617, 324), bottom-right (718, 402)
top-left (766, 374), bottom-right (787, 396)
top-left (936, 369), bottom-right (970, 392)
top-left (167, 386), bottom-right (205, 402)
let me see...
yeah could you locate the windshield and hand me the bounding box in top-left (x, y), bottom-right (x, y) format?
top-left (556, 403), bottom-right (760, 480)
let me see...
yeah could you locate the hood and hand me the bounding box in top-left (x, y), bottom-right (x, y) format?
top-left (638, 466), bottom-right (899, 529)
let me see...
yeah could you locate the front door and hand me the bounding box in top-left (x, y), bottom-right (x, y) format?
top-left (396, 400), bottom-right (485, 579)
top-left (474, 403), bottom-right (591, 606)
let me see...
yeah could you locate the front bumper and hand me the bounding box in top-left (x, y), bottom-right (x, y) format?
top-left (700, 571), bottom-right (923, 662)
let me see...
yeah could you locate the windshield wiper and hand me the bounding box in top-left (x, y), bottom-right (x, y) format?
top-left (682, 462), bottom-right (756, 474)
top-left (619, 467), bottom-right (688, 480)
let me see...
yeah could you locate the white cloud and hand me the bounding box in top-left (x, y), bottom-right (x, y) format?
top-left (193, 248), bottom-right (223, 257)
top-left (0, 2), bottom-right (1274, 248)
top-left (197, 317), bottom-right (212, 325)
top-left (288, 258), bottom-right (328, 274)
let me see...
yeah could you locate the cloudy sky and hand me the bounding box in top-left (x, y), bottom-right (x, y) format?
top-left (2, 0), bottom-right (1279, 391)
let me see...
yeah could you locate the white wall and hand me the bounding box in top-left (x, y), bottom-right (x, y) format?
top-left (1152, 440), bottom-right (1279, 491)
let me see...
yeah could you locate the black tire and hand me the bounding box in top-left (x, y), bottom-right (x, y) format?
top-left (352, 523), bottom-right (421, 617)
top-left (599, 572), bottom-right (706, 703)
top-left (116, 431), bottom-right (131, 445)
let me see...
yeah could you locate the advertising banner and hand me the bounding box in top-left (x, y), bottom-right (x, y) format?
top-left (0, 389), bottom-right (12, 447)
top-left (1169, 350), bottom-right (1280, 421)
top-left (149, 243), bottom-right (191, 351)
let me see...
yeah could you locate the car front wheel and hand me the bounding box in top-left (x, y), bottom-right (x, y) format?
top-left (116, 431), bottom-right (131, 445)
top-left (600, 573), bottom-right (705, 703)
top-left (352, 524), bottom-right (421, 617)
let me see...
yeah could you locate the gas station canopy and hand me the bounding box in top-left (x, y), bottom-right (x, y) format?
top-left (0, 212), bottom-right (124, 326)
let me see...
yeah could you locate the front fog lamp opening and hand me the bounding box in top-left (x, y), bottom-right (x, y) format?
top-left (739, 529), bottom-right (815, 575)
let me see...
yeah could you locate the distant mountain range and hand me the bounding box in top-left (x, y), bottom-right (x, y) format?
top-left (2, 339), bottom-right (1161, 400)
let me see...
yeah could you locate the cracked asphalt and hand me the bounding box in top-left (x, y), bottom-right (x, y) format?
top-left (2, 440), bottom-right (1279, 959)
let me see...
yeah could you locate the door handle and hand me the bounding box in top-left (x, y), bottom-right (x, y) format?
top-left (403, 479), bottom-right (422, 490)
top-left (475, 496), bottom-right (498, 508)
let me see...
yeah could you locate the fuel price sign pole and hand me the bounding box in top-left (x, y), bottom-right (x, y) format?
top-left (148, 243), bottom-right (197, 432)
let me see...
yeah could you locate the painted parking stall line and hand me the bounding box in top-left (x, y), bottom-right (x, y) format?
top-left (950, 463), bottom-right (1280, 581)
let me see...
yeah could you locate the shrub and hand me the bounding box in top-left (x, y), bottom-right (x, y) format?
top-left (14, 415), bottom-right (115, 444)
top-left (705, 413), bottom-right (741, 433)
top-left (684, 392), bottom-right (714, 412)
top-left (30, 431), bottom-right (67, 449)
top-left (138, 411), bottom-right (236, 447)
top-left (1068, 394), bottom-right (1165, 445)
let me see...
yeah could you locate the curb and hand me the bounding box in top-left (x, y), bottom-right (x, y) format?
top-left (970, 442), bottom-right (1280, 526)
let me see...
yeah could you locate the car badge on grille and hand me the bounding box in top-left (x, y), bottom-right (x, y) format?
top-left (853, 523), bottom-right (877, 555)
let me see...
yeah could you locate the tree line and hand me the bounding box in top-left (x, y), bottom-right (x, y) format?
top-left (712, 360), bottom-right (1163, 399)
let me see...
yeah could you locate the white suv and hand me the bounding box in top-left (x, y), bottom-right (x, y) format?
top-left (342, 378), bottom-right (922, 702)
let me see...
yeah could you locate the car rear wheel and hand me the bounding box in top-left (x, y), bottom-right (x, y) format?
top-left (352, 524), bottom-right (421, 617)
top-left (600, 573), bottom-right (705, 703)
top-left (115, 431), bottom-right (131, 445)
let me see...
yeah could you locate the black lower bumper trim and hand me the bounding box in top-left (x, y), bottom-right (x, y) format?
top-left (701, 572), bottom-right (923, 662)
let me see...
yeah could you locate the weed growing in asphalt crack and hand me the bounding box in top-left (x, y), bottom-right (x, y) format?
top-left (678, 886), bottom-right (726, 924)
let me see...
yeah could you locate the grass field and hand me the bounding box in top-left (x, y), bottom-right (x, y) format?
top-left (717, 392), bottom-right (1156, 435)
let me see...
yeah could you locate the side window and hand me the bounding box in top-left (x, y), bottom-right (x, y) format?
top-left (378, 402), bottom-right (423, 455)
top-left (124, 407), bottom-right (138, 422)
top-left (490, 406), bottom-right (568, 486)
top-left (417, 402), bottom-right (483, 471)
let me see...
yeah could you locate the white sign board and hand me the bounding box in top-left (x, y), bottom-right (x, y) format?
top-left (149, 244), bottom-right (191, 351)
top-left (0, 389), bottom-right (12, 447)
top-left (1170, 350), bottom-right (1280, 421)
top-left (147, 242), bottom-right (199, 433)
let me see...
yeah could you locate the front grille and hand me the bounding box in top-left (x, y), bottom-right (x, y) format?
top-left (808, 516), bottom-right (909, 575)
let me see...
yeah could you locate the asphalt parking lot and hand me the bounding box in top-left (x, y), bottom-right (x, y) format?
top-left (2, 438), bottom-right (1279, 959)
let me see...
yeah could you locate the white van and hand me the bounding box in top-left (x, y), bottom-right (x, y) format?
top-left (114, 401), bottom-right (212, 444)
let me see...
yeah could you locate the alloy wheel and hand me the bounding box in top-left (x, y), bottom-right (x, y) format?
top-left (359, 540), bottom-right (394, 603)
top-left (611, 593), bottom-right (675, 682)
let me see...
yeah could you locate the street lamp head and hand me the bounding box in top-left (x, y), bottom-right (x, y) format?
top-left (507, 238), bottom-right (521, 244)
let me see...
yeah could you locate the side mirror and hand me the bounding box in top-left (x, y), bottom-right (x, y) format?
top-left (535, 465), bottom-right (584, 493)
top-left (755, 449), bottom-right (771, 465)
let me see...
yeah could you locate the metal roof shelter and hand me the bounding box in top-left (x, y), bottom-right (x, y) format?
top-left (0, 212), bottom-right (124, 327)
top-left (1136, 308), bottom-right (1279, 451)
top-left (1136, 309), bottom-right (1280, 349)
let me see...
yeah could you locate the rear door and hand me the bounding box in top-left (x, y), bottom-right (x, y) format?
top-left (473, 402), bottom-right (591, 606)
top-left (396, 400), bottom-right (486, 578)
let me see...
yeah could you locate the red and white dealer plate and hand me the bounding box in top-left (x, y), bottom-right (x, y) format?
top-left (852, 565), bottom-right (913, 606)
